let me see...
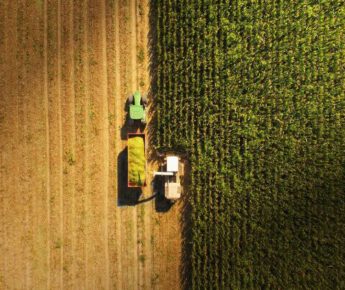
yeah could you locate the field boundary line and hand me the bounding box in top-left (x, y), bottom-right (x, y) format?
top-left (43, 0), bottom-right (51, 289)
top-left (82, 0), bottom-right (91, 287)
top-left (57, 0), bottom-right (64, 288)
top-left (114, 1), bottom-right (123, 289)
top-left (100, 0), bottom-right (110, 288)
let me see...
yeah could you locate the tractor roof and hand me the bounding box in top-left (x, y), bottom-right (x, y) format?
top-left (130, 104), bottom-right (144, 120)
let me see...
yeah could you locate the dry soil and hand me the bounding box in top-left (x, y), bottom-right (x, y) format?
top-left (0, 1), bottom-right (183, 289)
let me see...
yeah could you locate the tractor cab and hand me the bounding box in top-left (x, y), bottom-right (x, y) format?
top-left (128, 91), bottom-right (147, 124)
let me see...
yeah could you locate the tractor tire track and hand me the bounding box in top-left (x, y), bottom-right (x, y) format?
top-left (113, 0), bottom-right (124, 289)
top-left (105, 0), bottom-right (121, 288)
top-left (117, 0), bottom-right (139, 288)
top-left (25, 2), bottom-right (49, 289)
top-left (61, 0), bottom-right (77, 288)
top-left (0, 2), bottom-right (21, 288)
top-left (86, 0), bottom-right (110, 288)
top-left (46, 0), bottom-right (64, 289)
top-left (136, 1), bottom-right (154, 289)
top-left (81, 1), bottom-right (92, 287)
top-left (72, 0), bottom-right (89, 288)
top-left (43, 0), bottom-right (51, 288)
top-left (0, 1), bottom-right (6, 288)
top-left (16, 3), bottom-right (31, 289)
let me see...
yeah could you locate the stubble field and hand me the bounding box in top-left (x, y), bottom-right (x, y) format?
top-left (0, 1), bottom-right (183, 289)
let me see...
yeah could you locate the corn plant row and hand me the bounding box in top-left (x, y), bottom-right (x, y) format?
top-left (152, 0), bottom-right (345, 288)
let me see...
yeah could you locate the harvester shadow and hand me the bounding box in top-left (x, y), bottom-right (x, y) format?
top-left (152, 175), bottom-right (174, 212)
top-left (136, 192), bottom-right (157, 204)
top-left (117, 147), bottom-right (142, 206)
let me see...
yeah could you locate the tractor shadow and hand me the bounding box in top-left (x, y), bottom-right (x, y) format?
top-left (117, 147), bottom-right (142, 206)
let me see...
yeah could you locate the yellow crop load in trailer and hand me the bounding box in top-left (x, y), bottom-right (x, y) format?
top-left (127, 133), bottom-right (146, 187)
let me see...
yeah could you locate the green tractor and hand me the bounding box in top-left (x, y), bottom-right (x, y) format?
top-left (128, 91), bottom-right (147, 125)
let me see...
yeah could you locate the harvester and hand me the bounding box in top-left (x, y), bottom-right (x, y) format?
top-left (154, 156), bottom-right (182, 202)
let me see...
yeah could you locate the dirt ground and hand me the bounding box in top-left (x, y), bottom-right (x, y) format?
top-left (0, 1), bottom-right (183, 289)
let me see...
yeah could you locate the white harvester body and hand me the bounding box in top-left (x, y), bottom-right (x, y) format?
top-left (153, 155), bottom-right (182, 201)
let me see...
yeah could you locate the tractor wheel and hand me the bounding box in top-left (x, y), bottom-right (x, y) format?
top-left (128, 94), bottom-right (134, 104)
top-left (141, 95), bottom-right (148, 105)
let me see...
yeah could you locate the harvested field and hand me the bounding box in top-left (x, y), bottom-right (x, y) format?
top-left (0, 1), bottom-right (183, 289)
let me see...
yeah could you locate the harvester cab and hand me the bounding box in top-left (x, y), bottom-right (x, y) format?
top-left (154, 155), bottom-right (182, 202)
top-left (128, 91), bottom-right (147, 125)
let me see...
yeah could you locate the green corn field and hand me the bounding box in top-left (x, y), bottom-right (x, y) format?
top-left (151, 0), bottom-right (345, 289)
